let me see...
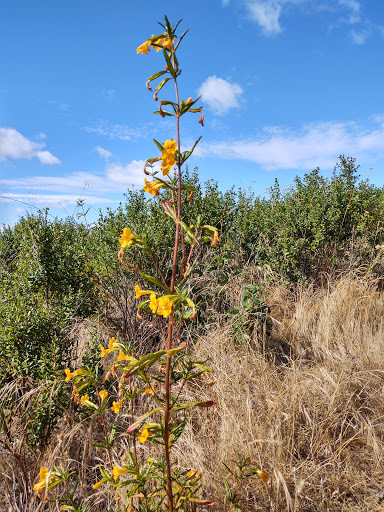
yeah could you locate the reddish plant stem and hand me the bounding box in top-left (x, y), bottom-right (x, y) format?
top-left (129, 378), bottom-right (137, 463)
top-left (163, 49), bottom-right (183, 512)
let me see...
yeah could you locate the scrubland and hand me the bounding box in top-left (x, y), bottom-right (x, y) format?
top-left (1, 161), bottom-right (384, 511)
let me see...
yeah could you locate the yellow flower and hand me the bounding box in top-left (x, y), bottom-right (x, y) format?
top-left (142, 387), bottom-right (155, 395)
top-left (162, 37), bottom-right (174, 50)
top-left (109, 337), bottom-right (119, 349)
top-left (135, 284), bottom-right (151, 298)
top-left (116, 350), bottom-right (127, 361)
top-left (112, 399), bottom-right (123, 413)
top-left (185, 97), bottom-right (192, 105)
top-left (163, 138), bottom-right (177, 152)
top-left (137, 40), bottom-right (151, 54)
top-left (33, 467), bottom-right (49, 495)
top-left (64, 368), bottom-right (73, 381)
top-left (144, 178), bottom-right (162, 196)
top-left (80, 394), bottom-right (96, 408)
top-left (151, 35), bottom-right (162, 52)
top-left (119, 228), bottom-right (135, 249)
top-left (99, 390), bottom-right (108, 401)
top-left (161, 157), bottom-right (175, 176)
top-left (100, 345), bottom-right (112, 358)
top-left (160, 139), bottom-right (177, 176)
top-left (188, 469), bottom-right (199, 480)
top-left (137, 426), bottom-right (149, 444)
top-left (116, 350), bottom-right (136, 362)
top-left (92, 479), bottom-right (105, 490)
top-left (156, 296), bottom-right (173, 318)
top-left (64, 368), bottom-right (85, 382)
top-left (256, 469), bottom-right (269, 484)
top-left (149, 293), bottom-right (158, 314)
top-left (112, 466), bottom-right (129, 481)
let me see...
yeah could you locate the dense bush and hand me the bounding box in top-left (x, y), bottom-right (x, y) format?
top-left (1, 156), bottom-right (383, 450)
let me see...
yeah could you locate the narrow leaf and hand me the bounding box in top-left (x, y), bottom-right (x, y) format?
top-left (138, 272), bottom-right (169, 291)
top-left (155, 77), bottom-right (171, 94)
top-left (127, 407), bottom-right (162, 433)
top-left (163, 49), bottom-right (176, 78)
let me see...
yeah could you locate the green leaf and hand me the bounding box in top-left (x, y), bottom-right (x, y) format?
top-left (174, 28), bottom-right (189, 51)
top-left (172, 400), bottom-right (216, 412)
top-left (179, 136), bottom-right (202, 166)
top-left (127, 407), bottom-right (162, 433)
top-left (167, 342), bottom-right (186, 357)
top-left (152, 139), bottom-right (164, 152)
top-left (153, 110), bottom-right (174, 117)
top-left (147, 70), bottom-right (167, 83)
top-left (155, 77), bottom-right (171, 94)
top-left (123, 350), bottom-right (168, 377)
top-left (163, 49), bottom-right (176, 78)
top-left (138, 272), bottom-right (169, 291)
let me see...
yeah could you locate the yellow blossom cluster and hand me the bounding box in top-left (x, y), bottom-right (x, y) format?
top-left (92, 465), bottom-right (129, 490)
top-left (119, 227), bottom-right (134, 248)
top-left (33, 467), bottom-right (50, 496)
top-left (64, 368), bottom-right (86, 382)
top-left (137, 36), bottom-right (174, 55)
top-left (80, 394), bottom-right (96, 408)
top-left (134, 285), bottom-right (174, 318)
top-left (144, 178), bottom-right (162, 196)
top-left (112, 399), bottom-right (124, 414)
top-left (100, 337), bottom-right (119, 358)
top-left (161, 138), bottom-right (177, 175)
top-left (149, 293), bottom-right (173, 318)
top-left (137, 425), bottom-right (150, 443)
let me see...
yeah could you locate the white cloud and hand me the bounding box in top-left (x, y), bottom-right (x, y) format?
top-left (103, 88), bottom-right (116, 99)
top-left (196, 117), bottom-right (384, 170)
top-left (246, 1), bottom-right (282, 35)
top-left (338, 0), bottom-right (360, 13)
top-left (35, 151), bottom-right (61, 165)
top-left (351, 29), bottom-right (368, 44)
top-left (0, 151), bottom-right (161, 210)
top-left (198, 76), bottom-right (243, 115)
top-left (243, 0), bottom-right (370, 40)
top-left (85, 122), bottom-right (141, 141)
top-left (105, 160), bottom-right (146, 186)
top-left (0, 127), bottom-right (60, 165)
top-left (95, 146), bottom-right (112, 159)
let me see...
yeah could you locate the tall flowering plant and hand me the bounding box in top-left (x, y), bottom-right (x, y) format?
top-left (118, 16), bottom-right (218, 510)
top-left (33, 16), bottom-right (218, 512)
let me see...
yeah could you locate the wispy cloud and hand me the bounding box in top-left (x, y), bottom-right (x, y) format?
top-left (95, 146), bottom-right (112, 159)
top-left (0, 127), bottom-right (60, 165)
top-left (0, 146), bottom-right (160, 209)
top-left (338, 0), bottom-right (360, 13)
top-left (198, 76), bottom-right (243, 115)
top-left (242, 0), bottom-right (374, 43)
top-left (85, 122), bottom-right (142, 141)
top-left (245, 1), bottom-right (283, 35)
top-left (351, 29), bottom-right (368, 44)
top-left (196, 117), bottom-right (384, 170)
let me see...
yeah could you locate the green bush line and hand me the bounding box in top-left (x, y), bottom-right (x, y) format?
top-left (1, 156), bottom-right (383, 448)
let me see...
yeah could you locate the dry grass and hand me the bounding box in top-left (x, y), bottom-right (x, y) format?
top-left (2, 273), bottom-right (384, 511)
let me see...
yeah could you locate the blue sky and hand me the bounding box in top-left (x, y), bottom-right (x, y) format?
top-left (1, 0), bottom-right (384, 226)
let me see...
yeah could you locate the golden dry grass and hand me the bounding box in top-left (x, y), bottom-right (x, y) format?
top-left (2, 273), bottom-right (384, 511)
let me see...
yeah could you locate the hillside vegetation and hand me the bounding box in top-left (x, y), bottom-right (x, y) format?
top-left (1, 159), bottom-right (384, 511)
